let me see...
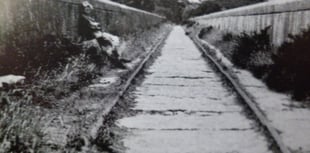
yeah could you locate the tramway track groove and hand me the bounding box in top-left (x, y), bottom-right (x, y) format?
top-left (93, 26), bottom-right (278, 153)
top-left (190, 34), bottom-right (291, 153)
top-left (88, 29), bottom-right (172, 141)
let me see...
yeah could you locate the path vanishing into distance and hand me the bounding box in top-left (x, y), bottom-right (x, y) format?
top-left (110, 26), bottom-right (272, 153)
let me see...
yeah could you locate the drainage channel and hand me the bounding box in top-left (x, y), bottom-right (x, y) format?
top-left (96, 26), bottom-right (275, 153)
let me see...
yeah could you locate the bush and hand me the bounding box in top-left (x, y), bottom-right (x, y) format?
top-left (232, 27), bottom-right (273, 78)
top-left (213, 0), bottom-right (264, 10)
top-left (186, 1), bottom-right (222, 18)
top-left (0, 41), bottom-right (101, 152)
top-left (222, 32), bottom-right (234, 42)
top-left (183, 20), bottom-right (196, 28)
top-left (0, 34), bottom-right (81, 78)
top-left (198, 26), bottom-right (214, 39)
top-left (266, 28), bottom-right (310, 100)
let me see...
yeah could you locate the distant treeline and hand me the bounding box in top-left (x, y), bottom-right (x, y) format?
top-left (110, 0), bottom-right (265, 22)
top-left (183, 0), bottom-right (265, 19)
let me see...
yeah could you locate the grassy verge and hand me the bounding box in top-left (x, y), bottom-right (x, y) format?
top-left (0, 24), bottom-right (171, 152)
top-left (0, 35), bottom-right (102, 152)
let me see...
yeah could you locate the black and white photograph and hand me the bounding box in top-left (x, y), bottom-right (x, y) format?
top-left (0, 0), bottom-right (310, 152)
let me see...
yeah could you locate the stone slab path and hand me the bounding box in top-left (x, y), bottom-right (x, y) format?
top-left (114, 26), bottom-right (272, 153)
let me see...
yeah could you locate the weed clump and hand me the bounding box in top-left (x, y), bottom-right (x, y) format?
top-left (266, 29), bottom-right (310, 100)
top-left (231, 26), bottom-right (310, 101)
top-left (198, 26), bottom-right (214, 39)
top-left (0, 90), bottom-right (45, 153)
top-left (0, 34), bottom-right (81, 78)
top-left (222, 32), bottom-right (234, 42)
top-left (232, 27), bottom-right (273, 78)
top-left (196, 23), bottom-right (310, 101)
top-left (184, 20), bottom-right (196, 28)
top-left (0, 34), bottom-right (101, 151)
top-left (0, 24), bottom-right (172, 152)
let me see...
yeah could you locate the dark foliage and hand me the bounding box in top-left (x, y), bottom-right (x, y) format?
top-left (0, 34), bottom-right (81, 78)
top-left (232, 27), bottom-right (272, 78)
top-left (156, 0), bottom-right (186, 23)
top-left (198, 26), bottom-right (214, 39)
top-left (213, 0), bottom-right (265, 10)
top-left (183, 20), bottom-right (196, 28)
top-left (187, 1), bottom-right (221, 18)
top-left (111, 0), bottom-right (186, 23)
top-left (111, 0), bottom-right (155, 12)
top-left (266, 29), bottom-right (310, 100)
top-left (230, 26), bottom-right (310, 100)
top-left (183, 0), bottom-right (265, 20)
top-left (222, 33), bottom-right (235, 42)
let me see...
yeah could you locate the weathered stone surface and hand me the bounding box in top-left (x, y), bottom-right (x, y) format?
top-left (0, 75), bottom-right (25, 87)
top-left (114, 26), bottom-right (271, 153)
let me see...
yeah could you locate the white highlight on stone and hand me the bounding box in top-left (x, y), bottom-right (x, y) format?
top-left (0, 75), bottom-right (25, 87)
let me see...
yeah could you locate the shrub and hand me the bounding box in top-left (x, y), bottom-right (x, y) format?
top-left (187, 1), bottom-right (222, 18)
top-left (0, 33), bottom-right (104, 151)
top-left (213, 0), bottom-right (264, 10)
top-left (0, 43), bottom-right (101, 152)
top-left (232, 26), bottom-right (273, 78)
top-left (0, 34), bottom-right (81, 78)
top-left (266, 28), bottom-right (310, 100)
top-left (222, 32), bottom-right (234, 42)
top-left (198, 26), bottom-right (214, 39)
top-left (183, 20), bottom-right (196, 28)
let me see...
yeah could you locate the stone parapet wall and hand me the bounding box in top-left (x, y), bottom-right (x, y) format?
top-left (192, 0), bottom-right (310, 46)
top-left (0, 0), bottom-right (165, 48)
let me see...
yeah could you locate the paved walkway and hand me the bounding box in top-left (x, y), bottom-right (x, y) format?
top-left (115, 26), bottom-right (271, 153)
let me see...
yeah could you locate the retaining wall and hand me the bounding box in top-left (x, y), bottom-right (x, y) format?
top-left (192, 0), bottom-right (310, 46)
top-left (0, 0), bottom-right (165, 48)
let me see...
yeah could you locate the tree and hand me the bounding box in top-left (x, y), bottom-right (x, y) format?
top-left (183, 0), bottom-right (265, 19)
top-left (110, 0), bottom-right (155, 12)
top-left (183, 1), bottom-right (221, 19)
top-left (154, 0), bottom-right (186, 23)
top-left (110, 0), bottom-right (186, 23)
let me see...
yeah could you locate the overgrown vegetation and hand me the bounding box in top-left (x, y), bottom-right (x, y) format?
top-left (231, 26), bottom-right (273, 78)
top-left (0, 34), bottom-right (101, 152)
top-left (0, 89), bottom-right (45, 153)
top-left (182, 0), bottom-right (265, 20)
top-left (198, 26), bottom-right (214, 39)
top-left (111, 0), bottom-right (186, 23)
top-left (199, 24), bottom-right (310, 101)
top-left (210, 0), bottom-right (265, 10)
top-left (110, 0), bottom-right (265, 22)
top-left (0, 24), bottom-right (171, 152)
top-left (266, 29), bottom-right (310, 100)
top-left (0, 34), bottom-right (81, 78)
top-left (222, 32), bottom-right (234, 42)
top-left (0, 33), bottom-right (103, 102)
top-left (184, 1), bottom-right (222, 19)
top-left (232, 27), bottom-right (310, 100)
